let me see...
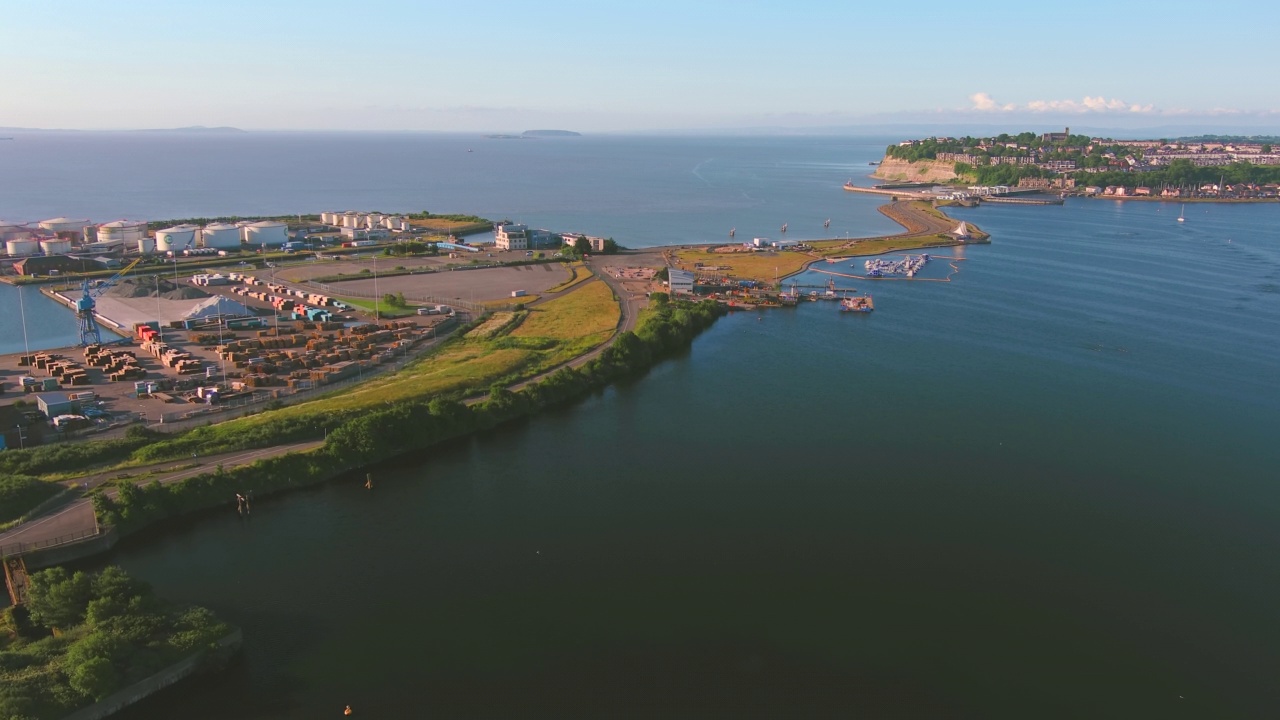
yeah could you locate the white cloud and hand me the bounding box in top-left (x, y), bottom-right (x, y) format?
top-left (970, 92), bottom-right (1158, 114)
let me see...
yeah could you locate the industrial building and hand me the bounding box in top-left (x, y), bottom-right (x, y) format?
top-left (668, 269), bottom-right (696, 295)
top-left (36, 392), bottom-right (80, 418)
top-left (494, 223), bottom-right (529, 251)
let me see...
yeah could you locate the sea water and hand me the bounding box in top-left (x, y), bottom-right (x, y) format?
top-left (4, 133), bottom-right (1279, 717)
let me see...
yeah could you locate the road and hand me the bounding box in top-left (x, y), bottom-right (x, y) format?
top-left (0, 440), bottom-right (325, 556)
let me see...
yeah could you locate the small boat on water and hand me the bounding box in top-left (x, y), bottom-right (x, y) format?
top-left (1177, 204), bottom-right (1186, 223)
top-left (840, 294), bottom-right (874, 313)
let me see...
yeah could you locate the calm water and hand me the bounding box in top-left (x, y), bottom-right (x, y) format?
top-left (7, 135), bottom-right (1280, 717)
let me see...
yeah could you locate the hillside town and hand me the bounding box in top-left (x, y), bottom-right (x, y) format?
top-left (886, 129), bottom-right (1280, 199)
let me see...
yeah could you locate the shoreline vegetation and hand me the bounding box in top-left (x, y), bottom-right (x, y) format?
top-left (1, 566), bottom-right (237, 720)
top-left (88, 294), bottom-right (722, 541)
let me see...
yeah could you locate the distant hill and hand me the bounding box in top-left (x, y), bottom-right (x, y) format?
top-left (0, 125), bottom-right (246, 133)
top-left (522, 129), bottom-right (581, 137)
top-left (138, 126), bottom-right (247, 133)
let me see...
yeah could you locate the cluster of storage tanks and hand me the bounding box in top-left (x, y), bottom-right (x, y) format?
top-left (320, 211), bottom-right (410, 232)
top-left (3, 218), bottom-right (90, 256)
top-left (3, 216), bottom-right (296, 259)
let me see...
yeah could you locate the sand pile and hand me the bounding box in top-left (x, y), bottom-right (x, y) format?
top-left (108, 277), bottom-right (210, 301)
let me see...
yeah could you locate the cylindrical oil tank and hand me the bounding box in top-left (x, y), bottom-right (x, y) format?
top-left (342, 212), bottom-right (361, 228)
top-left (97, 220), bottom-right (147, 244)
top-left (38, 217), bottom-right (91, 234)
top-left (321, 211), bottom-right (339, 225)
top-left (40, 239), bottom-right (73, 255)
top-left (243, 220), bottom-right (289, 247)
top-left (6, 238), bottom-right (40, 256)
top-left (156, 224), bottom-right (200, 253)
top-left (201, 223), bottom-right (242, 249)
top-left (0, 222), bottom-right (33, 241)
top-left (137, 236), bottom-right (157, 254)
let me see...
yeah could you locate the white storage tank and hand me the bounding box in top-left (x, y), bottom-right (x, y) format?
top-left (38, 217), bottom-right (91, 234)
top-left (0, 222), bottom-right (33, 241)
top-left (156, 224), bottom-right (201, 253)
top-left (40, 239), bottom-right (73, 255)
top-left (138, 236), bottom-right (157, 254)
top-left (244, 220), bottom-right (289, 247)
top-left (201, 223), bottom-right (242, 249)
top-left (342, 212), bottom-right (361, 228)
top-left (322, 211), bottom-right (340, 225)
top-left (6, 238), bottom-right (40, 256)
top-left (97, 220), bottom-right (147, 244)
top-left (365, 213), bottom-right (383, 228)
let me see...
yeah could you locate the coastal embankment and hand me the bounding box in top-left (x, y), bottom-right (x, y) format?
top-left (870, 157), bottom-right (961, 183)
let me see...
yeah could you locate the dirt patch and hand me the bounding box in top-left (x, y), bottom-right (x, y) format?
top-left (108, 277), bottom-right (210, 301)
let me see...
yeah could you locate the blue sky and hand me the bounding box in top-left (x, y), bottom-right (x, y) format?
top-left (4, 0), bottom-right (1278, 132)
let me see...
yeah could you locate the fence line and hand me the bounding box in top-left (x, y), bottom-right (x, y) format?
top-left (1, 527), bottom-right (100, 558)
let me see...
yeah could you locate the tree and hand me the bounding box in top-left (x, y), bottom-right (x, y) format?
top-left (26, 568), bottom-right (94, 630)
top-left (67, 656), bottom-right (118, 700)
top-left (1263, 144), bottom-right (1273, 154)
top-left (602, 238), bottom-right (619, 254)
top-left (573, 237), bottom-right (590, 254)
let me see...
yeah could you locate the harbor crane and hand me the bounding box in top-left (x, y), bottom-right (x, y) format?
top-left (76, 256), bottom-right (143, 346)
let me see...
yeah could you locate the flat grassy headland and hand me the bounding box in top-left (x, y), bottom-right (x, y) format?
top-left (672, 247), bottom-right (811, 285)
top-left (673, 201), bottom-right (984, 284)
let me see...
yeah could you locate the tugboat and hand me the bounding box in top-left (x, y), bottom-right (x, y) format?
top-left (840, 294), bottom-right (874, 313)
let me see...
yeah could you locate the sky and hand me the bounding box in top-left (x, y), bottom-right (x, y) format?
top-left (4, 0), bottom-right (1279, 133)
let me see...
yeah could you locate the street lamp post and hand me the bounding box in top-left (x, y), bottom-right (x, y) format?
top-left (15, 424), bottom-right (26, 450)
top-left (373, 256), bottom-right (380, 323)
top-left (154, 276), bottom-right (164, 344)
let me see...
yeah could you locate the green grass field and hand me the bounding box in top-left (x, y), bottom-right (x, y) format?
top-left (672, 248), bottom-right (811, 284)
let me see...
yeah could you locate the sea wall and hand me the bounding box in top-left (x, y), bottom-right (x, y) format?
top-left (60, 629), bottom-right (243, 720)
top-left (23, 528), bottom-right (120, 569)
top-left (871, 157), bottom-right (961, 183)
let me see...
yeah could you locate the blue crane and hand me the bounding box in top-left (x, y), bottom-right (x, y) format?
top-left (76, 256), bottom-right (143, 346)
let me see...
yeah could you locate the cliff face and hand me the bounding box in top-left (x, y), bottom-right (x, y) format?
top-left (871, 157), bottom-right (963, 183)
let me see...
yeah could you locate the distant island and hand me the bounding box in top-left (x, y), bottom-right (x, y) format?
top-left (484, 130), bottom-right (582, 140)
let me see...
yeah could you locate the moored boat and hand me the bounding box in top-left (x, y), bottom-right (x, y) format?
top-left (840, 294), bottom-right (874, 313)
